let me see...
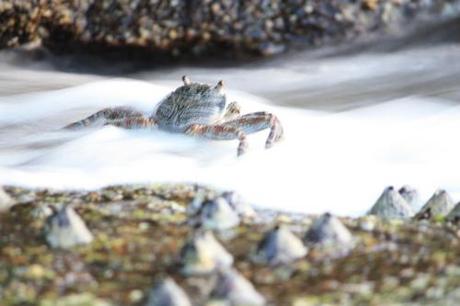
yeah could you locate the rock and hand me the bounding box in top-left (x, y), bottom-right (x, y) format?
top-left (210, 268), bottom-right (265, 306)
top-left (252, 225), bottom-right (307, 265)
top-left (415, 189), bottom-right (455, 220)
top-left (368, 186), bottom-right (414, 219)
top-left (146, 278), bottom-right (192, 306)
top-left (179, 230), bottom-right (233, 276)
top-left (0, 186), bottom-right (13, 211)
top-left (221, 191), bottom-right (257, 218)
top-left (446, 202), bottom-right (460, 223)
top-left (195, 197), bottom-right (240, 231)
top-left (304, 213), bottom-right (354, 253)
top-left (44, 205), bottom-right (94, 249)
top-left (399, 185), bottom-right (422, 211)
top-left (1, 1), bottom-right (458, 57)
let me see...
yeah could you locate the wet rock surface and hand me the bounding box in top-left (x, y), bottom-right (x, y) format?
top-left (1, 184), bottom-right (460, 305)
top-left (1, 0), bottom-right (460, 57)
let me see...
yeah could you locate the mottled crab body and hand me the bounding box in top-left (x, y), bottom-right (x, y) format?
top-left (65, 76), bottom-right (283, 156)
top-left (155, 79), bottom-right (226, 132)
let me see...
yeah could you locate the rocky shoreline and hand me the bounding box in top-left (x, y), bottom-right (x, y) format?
top-left (1, 184), bottom-right (460, 305)
top-left (1, 1), bottom-right (460, 58)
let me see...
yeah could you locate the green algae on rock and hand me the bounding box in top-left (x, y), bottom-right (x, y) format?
top-left (1, 184), bottom-right (460, 305)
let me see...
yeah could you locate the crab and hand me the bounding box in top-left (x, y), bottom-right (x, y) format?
top-left (65, 76), bottom-right (284, 156)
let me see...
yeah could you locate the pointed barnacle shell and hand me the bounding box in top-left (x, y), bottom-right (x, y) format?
top-left (179, 230), bottom-right (233, 276)
top-left (368, 186), bottom-right (414, 219)
top-left (0, 186), bottom-right (13, 211)
top-left (45, 206), bottom-right (94, 249)
top-left (210, 268), bottom-right (265, 306)
top-left (446, 202), bottom-right (460, 223)
top-left (398, 185), bottom-right (422, 211)
top-left (146, 278), bottom-right (192, 306)
top-left (304, 213), bottom-right (354, 253)
top-left (252, 225), bottom-right (307, 265)
top-left (415, 189), bottom-right (455, 220)
top-left (221, 191), bottom-right (257, 218)
top-left (31, 205), bottom-right (54, 219)
top-left (198, 197), bottom-right (240, 230)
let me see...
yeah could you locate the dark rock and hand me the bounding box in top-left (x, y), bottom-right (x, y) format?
top-left (1, 0), bottom-right (459, 57)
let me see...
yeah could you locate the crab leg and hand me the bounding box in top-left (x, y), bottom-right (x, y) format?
top-left (223, 112), bottom-right (284, 149)
top-left (64, 107), bottom-right (145, 129)
top-left (105, 117), bottom-right (158, 129)
top-left (185, 124), bottom-right (248, 156)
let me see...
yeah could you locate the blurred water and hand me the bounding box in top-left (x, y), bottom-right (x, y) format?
top-left (1, 27), bottom-right (460, 216)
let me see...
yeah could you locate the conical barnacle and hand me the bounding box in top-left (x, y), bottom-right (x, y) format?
top-left (446, 202), bottom-right (460, 223)
top-left (221, 191), bottom-right (257, 218)
top-left (415, 189), bottom-right (455, 220)
top-left (304, 213), bottom-right (354, 253)
top-left (31, 205), bottom-right (54, 219)
top-left (179, 230), bottom-right (233, 276)
top-left (146, 278), bottom-right (192, 306)
top-left (252, 225), bottom-right (307, 265)
top-left (210, 268), bottom-right (265, 306)
top-left (398, 185), bottom-right (422, 210)
top-left (368, 186), bottom-right (414, 219)
top-left (197, 197), bottom-right (240, 230)
top-left (45, 206), bottom-right (94, 249)
top-left (0, 186), bottom-right (13, 211)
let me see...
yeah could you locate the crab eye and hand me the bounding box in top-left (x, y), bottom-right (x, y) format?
top-left (215, 80), bottom-right (224, 94)
top-left (182, 75), bottom-right (191, 85)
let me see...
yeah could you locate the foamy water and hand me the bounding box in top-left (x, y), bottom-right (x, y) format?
top-left (1, 39), bottom-right (460, 216)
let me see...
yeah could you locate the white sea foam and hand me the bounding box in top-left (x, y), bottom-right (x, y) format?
top-left (0, 78), bottom-right (459, 216)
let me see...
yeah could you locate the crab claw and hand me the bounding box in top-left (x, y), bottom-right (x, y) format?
top-left (182, 75), bottom-right (191, 85)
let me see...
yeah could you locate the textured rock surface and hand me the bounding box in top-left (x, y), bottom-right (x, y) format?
top-left (1, 184), bottom-right (460, 305)
top-left (1, 0), bottom-right (460, 57)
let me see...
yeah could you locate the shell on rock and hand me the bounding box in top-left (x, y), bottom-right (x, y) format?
top-left (368, 186), bottom-right (414, 219)
top-left (45, 205), bottom-right (94, 249)
top-left (252, 225), bottom-right (307, 265)
top-left (146, 278), bottom-right (192, 306)
top-left (0, 186), bottom-right (13, 211)
top-left (415, 189), bottom-right (455, 220)
top-left (195, 197), bottom-right (240, 231)
top-left (304, 213), bottom-right (354, 254)
top-left (179, 230), bottom-right (233, 276)
top-left (221, 191), bottom-right (257, 218)
top-left (446, 202), bottom-right (460, 223)
top-left (398, 185), bottom-right (422, 211)
top-left (210, 268), bottom-right (265, 306)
